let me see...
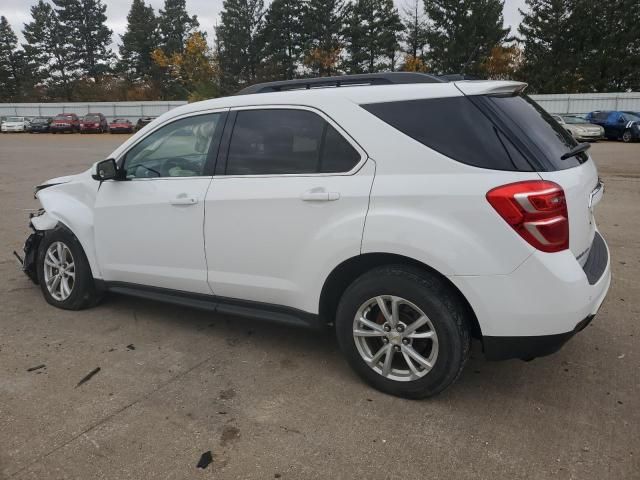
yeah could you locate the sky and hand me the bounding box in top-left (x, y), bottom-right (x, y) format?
top-left (1, 0), bottom-right (527, 48)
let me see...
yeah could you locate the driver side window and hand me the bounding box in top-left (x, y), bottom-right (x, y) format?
top-left (123, 113), bottom-right (223, 179)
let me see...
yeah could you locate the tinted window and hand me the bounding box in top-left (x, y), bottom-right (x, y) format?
top-left (124, 113), bottom-right (223, 179)
top-left (363, 97), bottom-right (533, 171)
top-left (226, 109), bottom-right (360, 175)
top-left (479, 94), bottom-right (586, 170)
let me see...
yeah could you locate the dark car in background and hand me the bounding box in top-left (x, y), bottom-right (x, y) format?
top-left (28, 117), bottom-right (53, 133)
top-left (109, 118), bottom-right (134, 134)
top-left (135, 116), bottom-right (156, 132)
top-left (586, 110), bottom-right (640, 142)
top-left (80, 113), bottom-right (108, 133)
top-left (50, 113), bottom-right (80, 133)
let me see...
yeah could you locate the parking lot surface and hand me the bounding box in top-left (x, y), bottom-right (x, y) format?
top-left (0, 134), bottom-right (638, 479)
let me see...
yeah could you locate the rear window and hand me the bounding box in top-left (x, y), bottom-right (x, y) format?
top-left (362, 96), bottom-right (533, 171)
top-left (475, 94), bottom-right (587, 170)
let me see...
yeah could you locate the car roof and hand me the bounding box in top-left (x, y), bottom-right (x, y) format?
top-left (156, 80), bottom-right (527, 123)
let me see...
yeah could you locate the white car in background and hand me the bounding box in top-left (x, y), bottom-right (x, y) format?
top-left (552, 114), bottom-right (604, 142)
top-left (2, 116), bottom-right (32, 133)
top-left (1, 116), bottom-right (31, 133)
top-left (17, 73), bottom-right (611, 398)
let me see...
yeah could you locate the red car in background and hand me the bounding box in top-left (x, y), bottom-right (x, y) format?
top-left (80, 113), bottom-right (108, 133)
top-left (50, 113), bottom-right (80, 133)
top-left (109, 118), bottom-right (134, 134)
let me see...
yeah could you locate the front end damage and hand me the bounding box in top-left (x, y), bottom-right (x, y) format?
top-left (15, 211), bottom-right (46, 284)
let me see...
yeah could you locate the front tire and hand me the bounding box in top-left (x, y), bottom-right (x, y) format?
top-left (36, 227), bottom-right (100, 310)
top-left (622, 130), bottom-right (633, 143)
top-left (336, 266), bottom-right (471, 399)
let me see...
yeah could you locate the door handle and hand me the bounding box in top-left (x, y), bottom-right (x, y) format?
top-left (301, 190), bottom-right (340, 202)
top-left (170, 195), bottom-right (198, 206)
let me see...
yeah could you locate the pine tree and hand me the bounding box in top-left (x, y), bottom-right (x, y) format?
top-left (119, 0), bottom-right (159, 81)
top-left (216, 0), bottom-right (266, 93)
top-left (0, 16), bottom-right (22, 101)
top-left (158, 0), bottom-right (199, 55)
top-left (260, 0), bottom-right (306, 80)
top-left (23, 0), bottom-right (76, 99)
top-left (342, 0), bottom-right (404, 74)
top-left (401, 0), bottom-right (427, 68)
top-left (423, 0), bottom-right (509, 76)
top-left (517, 0), bottom-right (575, 93)
top-left (303, 0), bottom-right (344, 76)
top-left (52, 0), bottom-right (113, 79)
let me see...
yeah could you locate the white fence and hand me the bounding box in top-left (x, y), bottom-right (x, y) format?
top-left (529, 92), bottom-right (640, 114)
top-left (0, 101), bottom-right (187, 122)
top-left (1, 93), bottom-right (639, 120)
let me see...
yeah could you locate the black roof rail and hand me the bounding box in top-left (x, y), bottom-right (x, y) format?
top-left (236, 72), bottom-right (445, 95)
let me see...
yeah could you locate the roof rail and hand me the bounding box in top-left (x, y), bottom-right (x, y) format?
top-left (236, 72), bottom-right (445, 95)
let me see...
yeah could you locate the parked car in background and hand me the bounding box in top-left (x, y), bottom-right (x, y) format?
top-left (552, 115), bottom-right (604, 142)
top-left (109, 118), bottom-right (134, 134)
top-left (135, 116), bottom-right (156, 131)
top-left (50, 113), bottom-right (80, 134)
top-left (1, 116), bottom-right (31, 133)
top-left (585, 110), bottom-right (640, 142)
top-left (29, 117), bottom-right (53, 133)
top-left (80, 113), bottom-right (108, 134)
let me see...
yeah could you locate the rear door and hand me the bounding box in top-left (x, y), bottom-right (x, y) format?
top-left (204, 106), bottom-right (374, 312)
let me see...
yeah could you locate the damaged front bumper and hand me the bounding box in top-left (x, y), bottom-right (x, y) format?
top-left (15, 212), bottom-right (46, 284)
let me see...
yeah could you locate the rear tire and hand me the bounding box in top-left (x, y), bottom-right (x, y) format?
top-left (335, 265), bottom-right (471, 399)
top-left (36, 226), bottom-right (101, 310)
top-left (622, 130), bottom-right (633, 143)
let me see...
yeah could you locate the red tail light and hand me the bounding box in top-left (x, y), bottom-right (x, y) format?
top-left (486, 181), bottom-right (569, 253)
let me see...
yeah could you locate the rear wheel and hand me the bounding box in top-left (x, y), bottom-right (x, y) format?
top-left (336, 266), bottom-right (471, 399)
top-left (36, 227), bottom-right (100, 310)
top-left (622, 130), bottom-right (633, 143)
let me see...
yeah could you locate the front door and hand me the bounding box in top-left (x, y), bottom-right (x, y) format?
top-left (94, 111), bottom-right (226, 294)
top-left (204, 107), bottom-right (374, 313)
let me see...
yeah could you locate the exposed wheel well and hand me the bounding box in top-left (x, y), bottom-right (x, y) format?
top-left (319, 253), bottom-right (482, 338)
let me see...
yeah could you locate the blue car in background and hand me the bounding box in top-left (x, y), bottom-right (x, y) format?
top-left (586, 110), bottom-right (640, 143)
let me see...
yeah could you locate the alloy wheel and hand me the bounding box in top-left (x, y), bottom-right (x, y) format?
top-left (43, 241), bottom-right (76, 301)
top-left (353, 295), bottom-right (439, 382)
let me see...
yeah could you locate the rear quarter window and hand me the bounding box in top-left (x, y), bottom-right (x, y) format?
top-left (362, 96), bottom-right (533, 171)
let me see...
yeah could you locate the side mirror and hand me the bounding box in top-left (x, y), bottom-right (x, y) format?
top-left (92, 158), bottom-right (119, 181)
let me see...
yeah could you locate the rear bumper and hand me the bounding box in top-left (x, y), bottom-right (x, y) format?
top-left (449, 230), bottom-right (611, 359)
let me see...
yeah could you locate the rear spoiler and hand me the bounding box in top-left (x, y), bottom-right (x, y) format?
top-left (454, 81), bottom-right (528, 97)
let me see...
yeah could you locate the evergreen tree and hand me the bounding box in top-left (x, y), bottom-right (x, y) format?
top-left (216, 0), bottom-right (265, 93)
top-left (342, 0), bottom-right (404, 73)
top-left (23, 0), bottom-right (76, 99)
top-left (423, 0), bottom-right (509, 75)
top-left (52, 0), bottom-right (113, 79)
top-left (119, 0), bottom-right (159, 81)
top-left (517, 0), bottom-right (575, 92)
top-left (303, 0), bottom-right (344, 76)
top-left (402, 0), bottom-right (427, 60)
top-left (260, 0), bottom-right (306, 80)
top-left (0, 16), bottom-right (23, 101)
top-left (569, 0), bottom-right (640, 92)
top-left (158, 0), bottom-right (199, 55)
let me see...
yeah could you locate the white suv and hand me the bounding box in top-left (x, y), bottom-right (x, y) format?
top-left (19, 73), bottom-right (611, 398)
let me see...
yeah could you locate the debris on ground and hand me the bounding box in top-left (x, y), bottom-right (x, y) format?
top-left (196, 451), bottom-right (213, 469)
top-left (76, 367), bottom-right (101, 387)
top-left (126, 344), bottom-right (135, 350)
top-left (27, 364), bottom-right (46, 372)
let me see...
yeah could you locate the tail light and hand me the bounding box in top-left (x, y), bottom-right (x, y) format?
top-left (486, 180), bottom-right (569, 253)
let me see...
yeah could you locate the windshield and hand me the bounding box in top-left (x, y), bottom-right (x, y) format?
top-left (7, 117), bottom-right (23, 122)
top-left (113, 119), bottom-right (127, 123)
top-left (33, 117), bottom-right (48, 122)
top-left (55, 115), bottom-right (73, 120)
top-left (623, 113), bottom-right (640, 122)
top-left (84, 115), bottom-right (100, 121)
top-left (562, 116), bottom-right (588, 124)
